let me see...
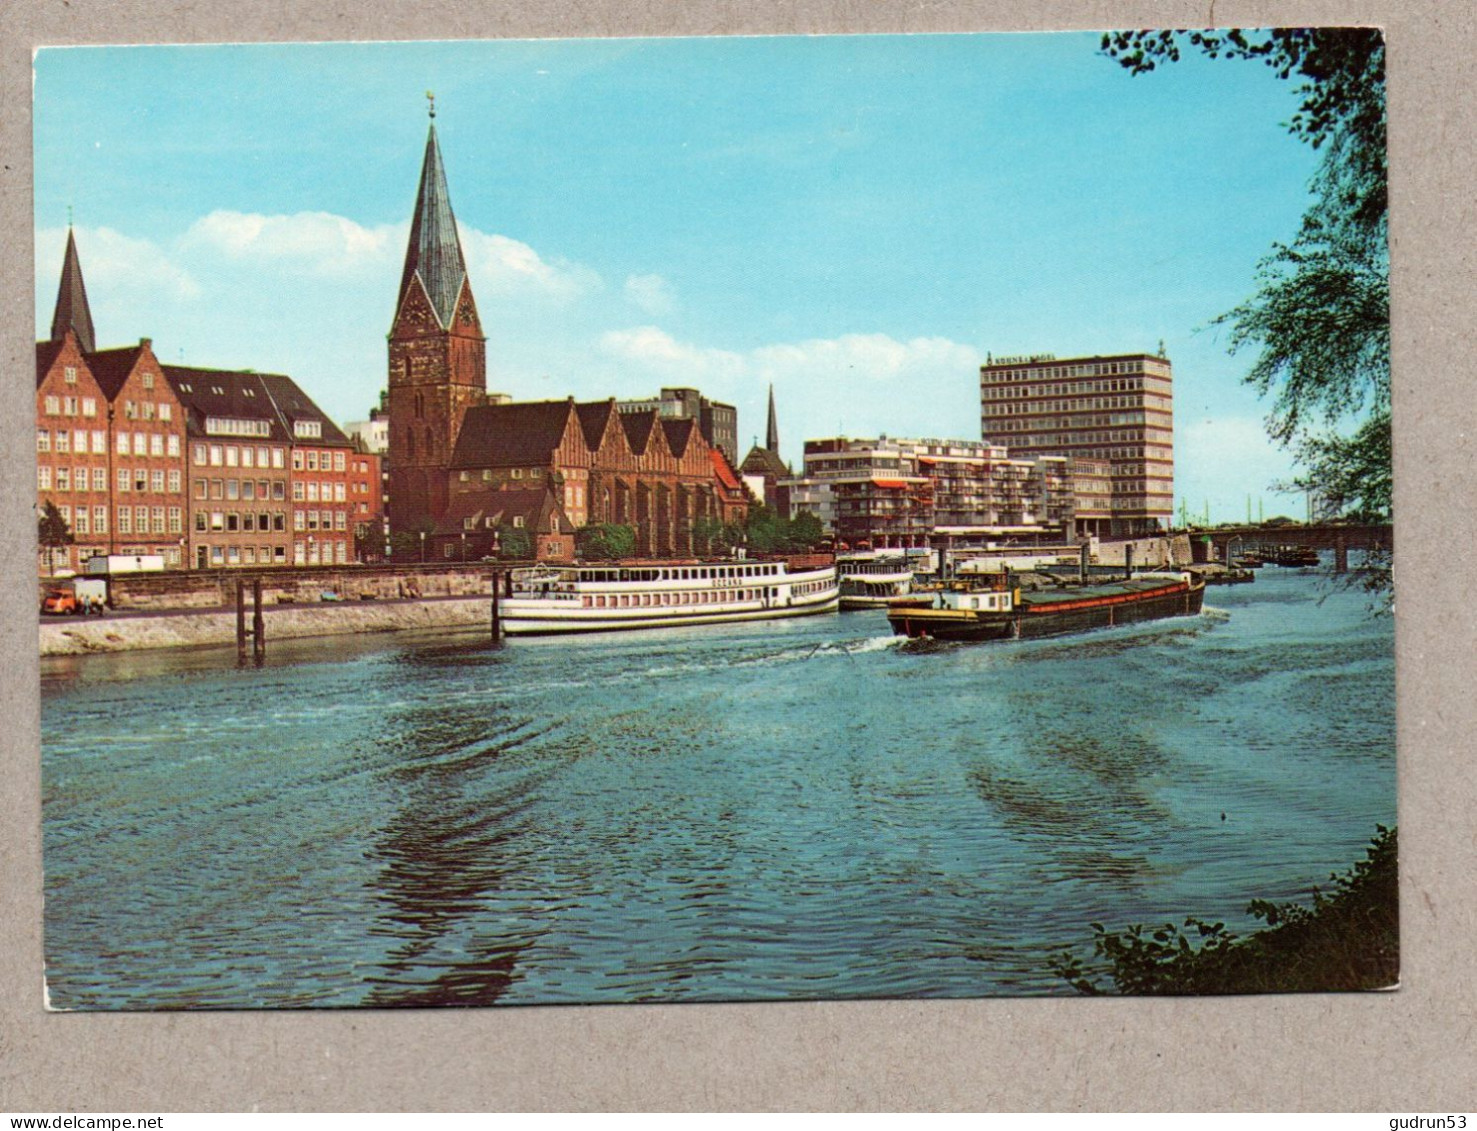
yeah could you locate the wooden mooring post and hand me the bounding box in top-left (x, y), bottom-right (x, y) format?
top-left (1334, 534), bottom-right (1349, 574)
top-left (252, 577), bottom-right (265, 664)
top-left (236, 579), bottom-right (248, 665)
top-left (490, 570), bottom-right (502, 644)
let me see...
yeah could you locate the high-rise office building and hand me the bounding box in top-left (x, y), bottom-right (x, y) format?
top-left (980, 351), bottom-right (1173, 535)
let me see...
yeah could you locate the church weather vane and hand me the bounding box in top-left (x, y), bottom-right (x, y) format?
top-left (426, 90), bottom-right (436, 119)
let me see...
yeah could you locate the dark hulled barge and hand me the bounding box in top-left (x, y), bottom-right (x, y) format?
top-left (887, 568), bottom-right (1207, 643)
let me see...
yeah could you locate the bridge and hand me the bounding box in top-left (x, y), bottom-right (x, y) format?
top-left (1189, 522), bottom-right (1392, 553)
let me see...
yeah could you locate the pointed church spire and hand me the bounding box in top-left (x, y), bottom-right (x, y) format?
top-left (51, 225), bottom-right (96, 354)
top-left (397, 101), bottom-right (470, 330)
top-left (765, 383), bottom-right (779, 454)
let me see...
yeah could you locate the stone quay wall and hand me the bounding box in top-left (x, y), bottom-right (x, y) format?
top-left (38, 562), bottom-right (521, 612)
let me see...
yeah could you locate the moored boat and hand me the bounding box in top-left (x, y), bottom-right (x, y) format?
top-left (887, 568), bottom-right (1207, 643)
top-left (836, 553), bottom-right (930, 610)
top-left (1268, 545), bottom-right (1321, 567)
top-left (500, 554), bottom-right (839, 635)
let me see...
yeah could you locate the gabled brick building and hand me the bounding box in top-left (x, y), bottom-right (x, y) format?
top-left (36, 230), bottom-right (191, 572)
top-left (385, 106), bottom-right (747, 562)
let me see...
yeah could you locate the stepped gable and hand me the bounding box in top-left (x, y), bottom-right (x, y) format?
top-left (619, 409), bottom-right (659, 455)
top-left (660, 415), bottom-right (696, 457)
top-left (50, 227), bottom-right (97, 355)
top-left (739, 443), bottom-right (791, 480)
top-left (86, 345), bottom-right (149, 402)
top-left (434, 486), bottom-right (568, 536)
top-left (449, 399), bottom-right (575, 468)
top-left (397, 121), bottom-right (469, 330)
top-left (576, 399), bottom-right (618, 451)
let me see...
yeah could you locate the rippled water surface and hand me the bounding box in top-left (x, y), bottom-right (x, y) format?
top-left (41, 568), bottom-right (1395, 1007)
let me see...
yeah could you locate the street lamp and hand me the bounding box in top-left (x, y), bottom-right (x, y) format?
top-left (419, 530), bottom-right (426, 563)
top-left (460, 530), bottom-right (466, 563)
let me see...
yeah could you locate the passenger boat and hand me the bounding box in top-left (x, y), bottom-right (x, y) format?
top-left (836, 554), bottom-right (931, 610)
top-left (500, 554), bottom-right (839, 635)
top-left (887, 568), bottom-right (1207, 643)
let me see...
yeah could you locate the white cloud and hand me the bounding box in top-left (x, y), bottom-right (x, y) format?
top-left (459, 227), bottom-right (601, 301)
top-left (36, 225), bottom-right (200, 304)
top-left (596, 326), bottom-right (984, 456)
top-left (181, 210), bottom-right (401, 278)
top-left (623, 273), bottom-right (675, 315)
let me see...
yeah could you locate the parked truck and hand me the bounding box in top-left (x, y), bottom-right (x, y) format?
top-left (84, 553), bottom-right (165, 576)
top-left (40, 576), bottom-right (109, 616)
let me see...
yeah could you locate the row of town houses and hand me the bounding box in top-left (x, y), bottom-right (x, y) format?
top-left (37, 110), bottom-right (1172, 574)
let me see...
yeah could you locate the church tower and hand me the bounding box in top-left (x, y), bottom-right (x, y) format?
top-left (387, 97), bottom-right (487, 537)
top-left (51, 225), bottom-right (97, 354)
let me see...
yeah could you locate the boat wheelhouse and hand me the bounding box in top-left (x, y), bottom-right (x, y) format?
top-left (500, 555), bottom-right (839, 635)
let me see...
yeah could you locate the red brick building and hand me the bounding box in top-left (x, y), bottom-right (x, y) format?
top-left (38, 228), bottom-right (370, 573)
top-left (35, 230), bottom-right (190, 572)
top-left (164, 366), bottom-right (357, 568)
top-left (386, 108), bottom-right (746, 560)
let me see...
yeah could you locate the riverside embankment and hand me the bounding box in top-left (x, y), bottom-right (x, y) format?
top-left (39, 595), bottom-right (496, 655)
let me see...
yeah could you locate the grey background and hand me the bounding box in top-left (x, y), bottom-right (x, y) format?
top-left (1, 0), bottom-right (1468, 1112)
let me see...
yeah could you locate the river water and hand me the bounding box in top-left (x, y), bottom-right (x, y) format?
top-left (41, 566), bottom-right (1395, 1008)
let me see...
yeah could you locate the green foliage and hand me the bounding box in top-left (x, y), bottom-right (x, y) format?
top-left (496, 524), bottom-right (534, 560)
top-left (1051, 826), bottom-right (1398, 995)
top-left (576, 523), bottom-right (636, 561)
top-left (37, 499), bottom-right (73, 550)
top-left (743, 505), bottom-right (827, 554)
top-left (691, 516), bottom-right (742, 557)
top-left (1102, 29), bottom-right (1390, 590)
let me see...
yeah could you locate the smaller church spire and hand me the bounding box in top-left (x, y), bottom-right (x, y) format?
top-left (765, 383), bottom-right (780, 454)
top-left (51, 224), bottom-right (96, 355)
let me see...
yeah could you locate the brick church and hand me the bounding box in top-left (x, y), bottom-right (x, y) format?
top-left (386, 106), bottom-right (749, 562)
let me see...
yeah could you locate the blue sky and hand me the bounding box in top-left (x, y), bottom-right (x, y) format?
top-left (34, 34), bottom-right (1329, 521)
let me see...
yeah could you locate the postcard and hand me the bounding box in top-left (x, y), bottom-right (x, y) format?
top-left (33, 30), bottom-right (1394, 1009)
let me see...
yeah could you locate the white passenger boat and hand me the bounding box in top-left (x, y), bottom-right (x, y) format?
top-left (836, 554), bottom-right (930, 610)
top-left (500, 555), bottom-right (839, 635)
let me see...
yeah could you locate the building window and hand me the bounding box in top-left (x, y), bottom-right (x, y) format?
top-left (93, 468), bottom-right (107, 491)
top-left (152, 470), bottom-right (165, 493)
top-left (56, 468), bottom-right (70, 492)
top-left (168, 507), bottom-right (182, 534)
top-left (64, 366), bottom-right (77, 385)
top-left (142, 372), bottom-right (154, 390)
top-left (36, 429), bottom-right (49, 452)
top-left (82, 397), bottom-right (96, 417)
top-left (117, 507), bottom-right (131, 534)
top-left (159, 403), bottom-right (171, 422)
top-left (93, 506), bottom-right (107, 534)
top-left (37, 466), bottom-right (51, 491)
